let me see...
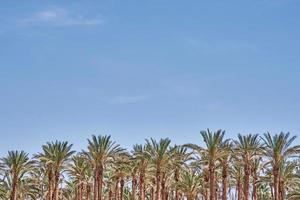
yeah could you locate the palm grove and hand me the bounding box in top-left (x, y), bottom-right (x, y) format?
top-left (1, 130), bottom-right (300, 200)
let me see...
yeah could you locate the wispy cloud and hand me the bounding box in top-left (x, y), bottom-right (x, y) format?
top-left (19, 8), bottom-right (104, 27)
top-left (107, 95), bottom-right (148, 104)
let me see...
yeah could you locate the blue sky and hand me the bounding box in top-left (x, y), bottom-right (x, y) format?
top-left (0, 0), bottom-right (300, 156)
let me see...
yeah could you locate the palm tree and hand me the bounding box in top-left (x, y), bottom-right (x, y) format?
top-left (251, 157), bottom-right (263, 200)
top-left (112, 152), bottom-right (131, 200)
top-left (68, 154), bottom-right (92, 200)
top-left (145, 138), bottom-right (171, 200)
top-left (35, 141), bottom-right (75, 200)
top-left (132, 144), bottom-right (151, 200)
top-left (84, 135), bottom-right (124, 200)
top-left (0, 150), bottom-right (34, 200)
top-left (262, 132), bottom-right (300, 200)
top-left (186, 129), bottom-right (227, 200)
top-left (127, 157), bottom-right (139, 200)
top-left (278, 160), bottom-right (300, 200)
top-left (234, 134), bottom-right (262, 200)
top-left (169, 145), bottom-right (192, 200)
top-left (232, 164), bottom-right (243, 200)
top-left (219, 141), bottom-right (232, 200)
top-left (176, 169), bottom-right (202, 200)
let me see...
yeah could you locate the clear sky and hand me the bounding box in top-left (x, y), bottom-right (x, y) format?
top-left (1, 0), bottom-right (300, 156)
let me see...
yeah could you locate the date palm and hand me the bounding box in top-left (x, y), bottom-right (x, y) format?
top-left (132, 144), bottom-right (151, 200)
top-left (112, 152), bottom-right (131, 200)
top-left (68, 154), bottom-right (92, 200)
top-left (251, 157), bottom-right (263, 200)
top-left (232, 164), bottom-right (243, 200)
top-left (0, 150), bottom-right (34, 200)
top-left (145, 138), bottom-right (171, 200)
top-left (84, 135), bottom-right (124, 200)
top-left (219, 141), bottom-right (232, 200)
top-left (234, 134), bottom-right (262, 200)
top-left (35, 141), bottom-right (75, 200)
top-left (262, 132), bottom-right (300, 200)
top-left (176, 169), bottom-right (202, 200)
top-left (278, 161), bottom-right (300, 200)
top-left (186, 129), bottom-right (227, 200)
top-left (169, 145), bottom-right (192, 200)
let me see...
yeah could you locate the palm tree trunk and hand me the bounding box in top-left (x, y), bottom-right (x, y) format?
top-left (273, 168), bottom-right (279, 200)
top-left (109, 187), bottom-right (113, 200)
top-left (252, 172), bottom-right (257, 200)
top-left (204, 172), bottom-right (209, 200)
top-left (115, 177), bottom-right (119, 200)
top-left (10, 174), bottom-right (18, 200)
top-left (120, 178), bottom-right (125, 200)
top-left (165, 189), bottom-right (169, 200)
top-left (279, 180), bottom-right (284, 200)
top-left (151, 187), bottom-right (154, 200)
top-left (132, 175), bottom-right (137, 200)
top-left (86, 184), bottom-right (91, 200)
top-left (94, 169), bottom-right (98, 200)
top-left (52, 171), bottom-right (60, 200)
top-left (175, 169), bottom-right (179, 200)
top-left (161, 173), bottom-right (166, 200)
top-left (156, 168), bottom-right (161, 200)
top-left (48, 168), bottom-right (53, 200)
top-left (243, 164), bottom-right (250, 200)
top-left (237, 178), bottom-right (242, 200)
top-left (139, 173), bottom-right (145, 200)
top-left (221, 163), bottom-right (228, 200)
top-left (76, 185), bottom-right (79, 200)
top-left (98, 166), bottom-right (104, 200)
top-left (80, 183), bottom-right (84, 200)
top-left (209, 161), bottom-right (215, 200)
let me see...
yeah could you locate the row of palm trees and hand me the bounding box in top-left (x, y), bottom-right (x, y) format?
top-left (0, 130), bottom-right (300, 200)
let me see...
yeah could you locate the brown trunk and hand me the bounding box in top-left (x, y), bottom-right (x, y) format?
top-left (109, 187), bottom-right (113, 200)
top-left (161, 173), bottom-right (166, 200)
top-left (76, 185), bottom-right (79, 200)
top-left (132, 175), bottom-right (137, 200)
top-left (237, 178), bottom-right (242, 200)
top-left (80, 183), bottom-right (84, 200)
top-left (86, 184), bottom-right (91, 200)
top-left (52, 171), bottom-right (60, 200)
top-left (204, 172), bottom-right (209, 200)
top-left (151, 187), bottom-right (155, 200)
top-left (76, 185), bottom-right (80, 200)
top-left (98, 166), bottom-right (103, 200)
top-left (48, 168), bottom-right (53, 200)
top-left (115, 177), bottom-right (119, 200)
top-left (165, 190), bottom-right (168, 200)
top-left (279, 180), bottom-right (284, 200)
top-left (139, 172), bottom-right (145, 200)
top-left (120, 178), bottom-right (125, 200)
top-left (273, 168), bottom-right (279, 200)
top-left (221, 163), bottom-right (228, 200)
top-left (209, 161), bottom-right (215, 200)
top-left (252, 171), bottom-right (257, 200)
top-left (156, 167), bottom-right (161, 200)
top-left (175, 169), bottom-right (179, 200)
top-left (10, 174), bottom-right (18, 200)
top-left (94, 169), bottom-right (98, 200)
top-left (243, 164), bottom-right (250, 200)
